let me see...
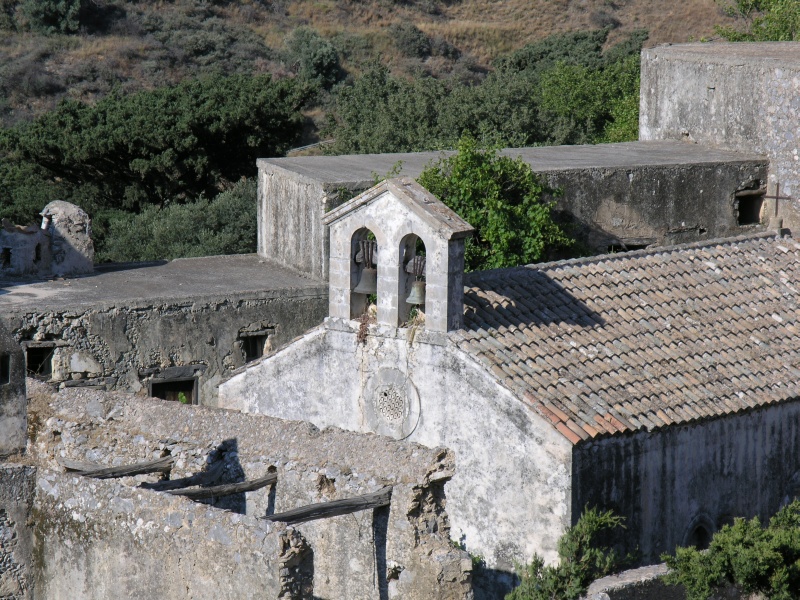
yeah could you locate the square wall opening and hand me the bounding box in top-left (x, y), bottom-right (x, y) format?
top-left (0, 355), bottom-right (9, 385)
top-left (150, 378), bottom-right (197, 405)
top-left (26, 346), bottom-right (54, 379)
top-left (737, 196), bottom-right (763, 225)
top-left (242, 335), bottom-right (268, 363)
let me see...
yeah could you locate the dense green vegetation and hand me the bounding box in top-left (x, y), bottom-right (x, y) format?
top-left (716, 0), bottom-right (800, 41)
top-left (663, 501), bottom-right (800, 600)
top-left (98, 178), bottom-right (257, 263)
top-left (418, 136), bottom-right (572, 271)
top-left (506, 507), bottom-right (626, 600)
top-left (0, 74), bottom-right (308, 253)
top-left (325, 28), bottom-right (646, 154)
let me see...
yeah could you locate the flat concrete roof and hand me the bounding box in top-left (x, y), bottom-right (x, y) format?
top-left (258, 141), bottom-right (766, 187)
top-left (643, 42), bottom-right (800, 68)
top-left (0, 254), bottom-right (327, 313)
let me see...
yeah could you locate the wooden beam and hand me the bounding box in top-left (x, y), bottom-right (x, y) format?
top-left (58, 456), bottom-right (174, 479)
top-left (264, 486), bottom-right (392, 525)
top-left (166, 473), bottom-right (278, 500)
top-left (141, 461), bottom-right (226, 492)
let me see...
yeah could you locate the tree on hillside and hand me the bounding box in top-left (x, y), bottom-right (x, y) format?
top-left (716, 0), bottom-right (800, 40)
top-left (0, 74), bottom-right (308, 222)
top-left (282, 27), bottom-right (342, 90)
top-left (21, 0), bottom-right (82, 34)
top-left (325, 28), bottom-right (647, 154)
top-left (418, 136), bottom-right (572, 271)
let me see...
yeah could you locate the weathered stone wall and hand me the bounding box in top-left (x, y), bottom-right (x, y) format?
top-left (0, 322), bottom-right (26, 457)
top-left (218, 318), bottom-right (574, 590)
top-left (258, 144), bottom-right (767, 279)
top-left (541, 161), bottom-right (766, 250)
top-left (572, 400), bottom-right (800, 564)
top-left (0, 465), bottom-right (35, 600)
top-left (27, 387), bottom-right (473, 600)
top-left (640, 42), bottom-right (800, 232)
top-left (1, 290), bottom-right (326, 407)
top-left (258, 163), bottom-right (340, 282)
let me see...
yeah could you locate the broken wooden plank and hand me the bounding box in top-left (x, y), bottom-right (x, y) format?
top-left (58, 456), bottom-right (174, 479)
top-left (166, 473), bottom-right (278, 500)
top-left (57, 456), bottom-right (103, 472)
top-left (264, 486), bottom-right (392, 525)
top-left (140, 460), bottom-right (226, 492)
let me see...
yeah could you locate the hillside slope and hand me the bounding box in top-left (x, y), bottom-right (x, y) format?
top-left (0, 0), bottom-right (737, 126)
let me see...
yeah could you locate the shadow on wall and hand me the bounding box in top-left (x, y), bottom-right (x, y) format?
top-left (203, 439), bottom-right (247, 514)
top-left (142, 438), bottom-right (248, 514)
top-left (463, 268), bottom-right (606, 330)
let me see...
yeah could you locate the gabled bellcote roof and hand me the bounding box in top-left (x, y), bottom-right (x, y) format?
top-left (456, 233), bottom-right (800, 444)
top-left (321, 177), bottom-right (474, 240)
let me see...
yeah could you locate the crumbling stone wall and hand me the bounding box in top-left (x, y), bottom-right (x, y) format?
top-left (0, 201), bottom-right (93, 279)
top-left (0, 466), bottom-right (35, 600)
top-left (26, 386), bottom-right (473, 599)
top-left (2, 290), bottom-right (326, 406)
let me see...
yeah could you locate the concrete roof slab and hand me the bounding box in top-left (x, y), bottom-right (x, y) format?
top-left (258, 141), bottom-right (766, 187)
top-left (0, 254), bottom-right (327, 313)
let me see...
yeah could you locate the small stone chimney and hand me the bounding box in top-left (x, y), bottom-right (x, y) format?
top-left (322, 178), bottom-right (474, 332)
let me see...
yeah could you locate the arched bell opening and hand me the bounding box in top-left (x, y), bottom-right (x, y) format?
top-left (350, 227), bottom-right (379, 319)
top-left (399, 234), bottom-right (426, 326)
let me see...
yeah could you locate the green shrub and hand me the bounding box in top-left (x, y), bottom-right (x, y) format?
top-left (97, 178), bottom-right (257, 263)
top-left (21, 0), bottom-right (82, 34)
top-left (390, 22), bottom-right (432, 58)
top-left (663, 501), bottom-right (800, 600)
top-left (0, 0), bottom-right (18, 31)
top-left (282, 27), bottom-right (341, 89)
top-left (418, 136), bottom-right (572, 271)
top-left (506, 507), bottom-right (626, 600)
top-left (716, 0), bottom-right (800, 41)
top-left (137, 7), bottom-right (273, 75)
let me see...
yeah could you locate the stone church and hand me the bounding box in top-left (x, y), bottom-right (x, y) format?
top-left (220, 177), bottom-right (800, 573)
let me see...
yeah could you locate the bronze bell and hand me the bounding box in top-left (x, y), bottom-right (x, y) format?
top-left (353, 267), bottom-right (378, 294)
top-left (405, 280), bottom-right (426, 305)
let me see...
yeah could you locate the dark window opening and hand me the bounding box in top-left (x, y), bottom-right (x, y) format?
top-left (34, 243), bottom-right (42, 264)
top-left (1, 248), bottom-right (11, 269)
top-left (687, 525), bottom-right (712, 550)
top-left (738, 196), bottom-right (763, 225)
top-left (26, 346), bottom-right (53, 379)
top-left (150, 378), bottom-right (197, 405)
top-left (242, 335), bottom-right (268, 363)
top-left (0, 355), bottom-right (9, 385)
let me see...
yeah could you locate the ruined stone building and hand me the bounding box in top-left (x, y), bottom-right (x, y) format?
top-left (0, 41), bottom-right (799, 599)
top-left (0, 200), bottom-right (94, 280)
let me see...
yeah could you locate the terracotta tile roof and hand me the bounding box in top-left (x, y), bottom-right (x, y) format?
top-left (457, 233), bottom-right (800, 444)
